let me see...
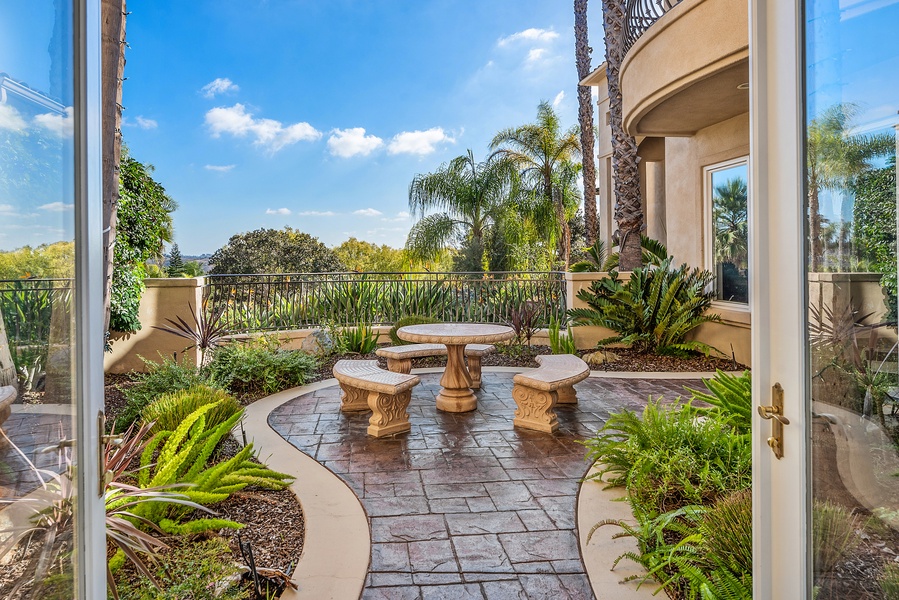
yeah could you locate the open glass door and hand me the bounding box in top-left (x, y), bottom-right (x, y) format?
top-left (0, 1), bottom-right (104, 598)
top-left (752, 0), bottom-right (899, 596)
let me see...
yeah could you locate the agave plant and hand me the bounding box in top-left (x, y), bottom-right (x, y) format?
top-left (569, 257), bottom-right (721, 356)
top-left (0, 422), bottom-right (210, 600)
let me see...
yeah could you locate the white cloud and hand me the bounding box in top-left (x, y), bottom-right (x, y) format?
top-left (205, 103), bottom-right (321, 153)
top-left (204, 164), bottom-right (235, 172)
top-left (354, 208), bottom-right (383, 217)
top-left (387, 127), bottom-right (455, 156)
top-left (497, 28), bottom-right (559, 47)
top-left (327, 127), bottom-right (383, 158)
top-left (381, 211), bottom-right (411, 222)
top-left (0, 204), bottom-right (16, 214)
top-left (552, 90), bottom-right (565, 108)
top-left (266, 208), bottom-right (291, 215)
top-left (526, 48), bottom-right (548, 65)
top-left (38, 202), bottom-right (74, 212)
top-left (299, 210), bottom-right (337, 216)
top-left (34, 107), bottom-right (74, 138)
top-left (135, 116), bottom-right (158, 129)
top-left (201, 78), bottom-right (239, 98)
top-left (0, 104), bottom-right (27, 131)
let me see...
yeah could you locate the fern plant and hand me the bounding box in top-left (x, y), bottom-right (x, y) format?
top-left (687, 370), bottom-right (753, 434)
top-left (569, 256), bottom-right (721, 356)
top-left (126, 402), bottom-right (292, 534)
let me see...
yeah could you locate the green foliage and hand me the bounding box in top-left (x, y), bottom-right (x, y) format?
top-left (548, 316), bottom-right (577, 354)
top-left (209, 226), bottom-right (344, 274)
top-left (331, 323), bottom-right (379, 354)
top-left (687, 370), bottom-right (753, 434)
top-left (165, 243), bottom-right (185, 277)
top-left (141, 385), bottom-right (242, 434)
top-left (569, 257), bottom-right (721, 356)
top-left (570, 239), bottom-right (610, 272)
top-left (813, 500), bottom-right (861, 575)
top-left (129, 403), bottom-right (292, 533)
top-left (581, 400), bottom-right (751, 516)
top-left (118, 355), bottom-right (221, 431)
top-left (0, 242), bottom-right (75, 279)
top-left (853, 158), bottom-right (897, 320)
top-left (389, 315), bottom-right (439, 345)
top-left (334, 237), bottom-right (408, 272)
top-left (111, 153), bottom-right (178, 332)
top-left (206, 339), bottom-right (318, 396)
top-left (112, 538), bottom-right (251, 600)
top-left (880, 563), bottom-right (899, 600)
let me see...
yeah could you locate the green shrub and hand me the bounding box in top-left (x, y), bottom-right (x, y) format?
top-left (141, 385), bottom-right (242, 434)
top-left (582, 400), bottom-right (751, 517)
top-left (813, 500), bottom-right (861, 575)
top-left (118, 355), bottom-right (220, 431)
top-left (687, 370), bottom-right (753, 434)
top-left (330, 323), bottom-right (379, 354)
top-left (112, 538), bottom-right (251, 600)
top-left (548, 316), bottom-right (577, 354)
top-left (389, 315), bottom-right (439, 345)
top-left (207, 340), bottom-right (318, 396)
top-left (126, 402), bottom-right (292, 534)
top-left (881, 563), bottom-right (899, 600)
top-left (569, 257), bottom-right (720, 356)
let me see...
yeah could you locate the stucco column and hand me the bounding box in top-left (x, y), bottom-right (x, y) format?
top-left (646, 160), bottom-right (667, 246)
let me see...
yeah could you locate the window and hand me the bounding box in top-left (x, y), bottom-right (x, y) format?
top-left (705, 159), bottom-right (749, 304)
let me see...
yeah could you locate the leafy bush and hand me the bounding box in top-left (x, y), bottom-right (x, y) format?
top-left (141, 385), bottom-right (242, 434)
top-left (118, 355), bottom-right (221, 431)
top-left (569, 257), bottom-right (720, 356)
top-left (113, 538), bottom-right (251, 600)
top-left (130, 403), bottom-right (292, 534)
top-left (582, 400), bottom-right (751, 517)
top-left (548, 316), bottom-right (577, 354)
top-left (206, 339), bottom-right (318, 396)
top-left (687, 370), bottom-right (753, 434)
top-left (389, 315), bottom-right (439, 346)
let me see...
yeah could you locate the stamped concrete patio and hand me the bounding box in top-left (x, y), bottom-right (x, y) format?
top-left (266, 369), bottom-right (704, 599)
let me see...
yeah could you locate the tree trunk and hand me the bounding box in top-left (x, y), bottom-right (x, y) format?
top-left (574, 0), bottom-right (598, 246)
top-left (602, 0), bottom-right (643, 271)
top-left (102, 0), bottom-right (127, 332)
top-left (554, 188), bottom-right (572, 269)
top-left (0, 308), bottom-right (16, 388)
top-left (809, 186), bottom-right (822, 271)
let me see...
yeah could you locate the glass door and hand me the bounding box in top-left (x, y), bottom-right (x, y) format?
top-left (0, 1), bottom-right (104, 598)
top-left (752, 0), bottom-right (899, 596)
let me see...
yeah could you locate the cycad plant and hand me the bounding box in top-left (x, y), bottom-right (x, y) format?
top-left (569, 257), bottom-right (720, 356)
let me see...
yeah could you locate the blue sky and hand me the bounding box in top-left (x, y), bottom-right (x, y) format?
top-left (120, 0), bottom-right (599, 255)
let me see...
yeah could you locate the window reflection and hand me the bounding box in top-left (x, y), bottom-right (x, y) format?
top-left (709, 162), bottom-right (749, 304)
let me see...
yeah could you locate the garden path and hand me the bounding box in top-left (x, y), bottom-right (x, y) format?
top-left (268, 370), bottom-right (703, 599)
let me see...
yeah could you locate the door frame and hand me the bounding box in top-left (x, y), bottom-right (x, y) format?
top-left (749, 0), bottom-right (810, 597)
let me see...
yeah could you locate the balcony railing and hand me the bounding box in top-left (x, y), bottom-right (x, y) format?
top-left (0, 278), bottom-right (73, 345)
top-left (623, 0), bottom-right (683, 53)
top-left (203, 272), bottom-right (567, 334)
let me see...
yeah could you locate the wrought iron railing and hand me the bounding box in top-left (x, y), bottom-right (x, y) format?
top-left (203, 272), bottom-right (567, 333)
top-left (0, 279), bottom-right (73, 345)
top-left (623, 0), bottom-right (683, 53)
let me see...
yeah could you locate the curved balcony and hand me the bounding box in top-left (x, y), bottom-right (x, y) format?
top-left (619, 0), bottom-right (749, 137)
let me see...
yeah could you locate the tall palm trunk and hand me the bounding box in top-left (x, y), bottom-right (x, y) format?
top-left (601, 0), bottom-right (643, 270)
top-left (574, 0), bottom-right (598, 246)
top-left (102, 0), bottom-right (127, 332)
top-left (808, 185), bottom-right (822, 271)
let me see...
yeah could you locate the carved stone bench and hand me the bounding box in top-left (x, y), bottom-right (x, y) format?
top-left (512, 354), bottom-right (590, 433)
top-left (375, 343), bottom-right (495, 388)
top-left (0, 385), bottom-right (17, 431)
top-left (332, 359), bottom-right (420, 437)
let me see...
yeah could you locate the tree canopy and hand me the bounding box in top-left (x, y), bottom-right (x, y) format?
top-left (209, 227), bottom-right (344, 274)
top-left (334, 238), bottom-right (407, 272)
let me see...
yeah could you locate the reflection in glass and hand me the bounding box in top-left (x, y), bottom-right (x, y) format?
top-left (806, 0), bottom-right (899, 597)
top-left (0, 1), bottom-right (77, 597)
top-left (710, 163), bottom-right (749, 304)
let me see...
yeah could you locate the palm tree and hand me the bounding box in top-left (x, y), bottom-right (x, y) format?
top-left (713, 177), bottom-right (748, 268)
top-left (601, 0), bottom-right (643, 270)
top-left (574, 0), bottom-right (598, 245)
top-left (406, 150), bottom-right (514, 272)
top-left (807, 103), bottom-right (894, 271)
top-left (490, 101), bottom-right (581, 268)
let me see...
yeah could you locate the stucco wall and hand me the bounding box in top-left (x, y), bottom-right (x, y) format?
top-left (664, 112), bottom-right (750, 268)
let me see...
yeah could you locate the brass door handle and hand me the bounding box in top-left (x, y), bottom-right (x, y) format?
top-left (758, 383), bottom-right (789, 459)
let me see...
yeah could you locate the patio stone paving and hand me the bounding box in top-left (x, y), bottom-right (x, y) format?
top-left (269, 371), bottom-right (703, 599)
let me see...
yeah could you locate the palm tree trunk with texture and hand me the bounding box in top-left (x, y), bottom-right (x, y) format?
top-left (602, 0), bottom-right (643, 270)
top-left (575, 0), bottom-right (598, 246)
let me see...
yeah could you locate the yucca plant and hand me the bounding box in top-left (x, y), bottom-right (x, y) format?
top-left (130, 402), bottom-right (292, 534)
top-left (141, 385), bottom-right (242, 434)
top-left (332, 322), bottom-right (379, 354)
top-left (548, 316), bottom-right (577, 354)
top-left (687, 370), bottom-right (753, 434)
top-left (569, 257), bottom-right (721, 356)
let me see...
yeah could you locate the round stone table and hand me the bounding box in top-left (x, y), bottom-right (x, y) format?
top-left (397, 323), bottom-right (515, 412)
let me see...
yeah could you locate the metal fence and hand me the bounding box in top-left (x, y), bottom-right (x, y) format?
top-left (623, 0), bottom-right (683, 53)
top-left (203, 272), bottom-right (568, 333)
top-left (0, 279), bottom-right (73, 345)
